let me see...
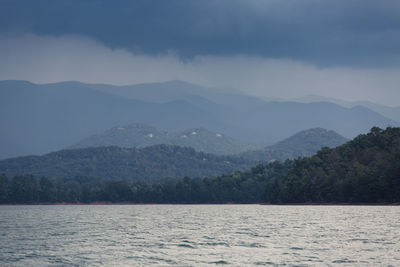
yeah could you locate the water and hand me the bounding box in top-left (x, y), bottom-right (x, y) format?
top-left (0, 205), bottom-right (399, 266)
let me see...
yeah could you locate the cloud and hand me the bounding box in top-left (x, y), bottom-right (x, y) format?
top-left (1, 34), bottom-right (400, 106)
top-left (1, 0), bottom-right (400, 67)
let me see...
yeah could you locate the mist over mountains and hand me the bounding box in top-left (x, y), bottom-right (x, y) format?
top-left (0, 79), bottom-right (397, 159)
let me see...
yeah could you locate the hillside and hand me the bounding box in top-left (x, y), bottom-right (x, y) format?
top-left (1, 127), bottom-right (399, 204)
top-left (168, 128), bottom-right (256, 155)
top-left (264, 127), bottom-right (400, 203)
top-left (71, 123), bottom-right (256, 155)
top-left (71, 124), bottom-right (168, 149)
top-left (241, 128), bottom-right (348, 162)
top-left (0, 145), bottom-right (252, 182)
top-left (0, 80), bottom-right (222, 158)
top-left (0, 80), bottom-right (397, 159)
top-left (296, 94), bottom-right (400, 123)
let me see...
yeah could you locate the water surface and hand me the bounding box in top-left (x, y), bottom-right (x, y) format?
top-left (1, 205), bottom-right (399, 266)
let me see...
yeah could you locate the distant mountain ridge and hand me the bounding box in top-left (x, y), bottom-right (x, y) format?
top-left (241, 128), bottom-right (348, 162)
top-left (295, 94), bottom-right (400, 123)
top-left (0, 80), bottom-right (397, 159)
top-left (71, 123), bottom-right (257, 155)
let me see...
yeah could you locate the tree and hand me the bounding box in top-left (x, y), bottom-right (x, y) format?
top-left (0, 174), bottom-right (9, 203)
top-left (9, 175), bottom-right (39, 203)
top-left (39, 177), bottom-right (56, 202)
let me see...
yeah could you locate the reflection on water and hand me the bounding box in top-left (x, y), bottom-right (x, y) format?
top-left (1, 205), bottom-right (399, 266)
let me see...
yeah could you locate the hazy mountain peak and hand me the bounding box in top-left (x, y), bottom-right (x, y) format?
top-left (111, 123), bottom-right (161, 132)
top-left (155, 80), bottom-right (203, 88)
top-left (1, 80), bottom-right (397, 159)
top-left (241, 128), bottom-right (348, 162)
top-left (271, 127), bottom-right (349, 150)
top-left (0, 80), bottom-right (36, 86)
top-left (295, 94), bottom-right (400, 122)
top-left (281, 127), bottom-right (344, 140)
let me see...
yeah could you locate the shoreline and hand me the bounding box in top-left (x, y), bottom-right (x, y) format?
top-left (1, 202), bottom-right (399, 206)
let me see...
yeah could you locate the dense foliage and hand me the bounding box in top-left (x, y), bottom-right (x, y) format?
top-left (1, 127), bottom-right (399, 204)
top-left (264, 127), bottom-right (400, 203)
top-left (241, 128), bottom-right (348, 162)
top-left (0, 162), bottom-right (290, 204)
top-left (0, 145), bottom-right (253, 182)
top-left (2, 80), bottom-right (396, 159)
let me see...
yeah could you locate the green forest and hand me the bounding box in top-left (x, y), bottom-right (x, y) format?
top-left (0, 145), bottom-right (252, 181)
top-left (1, 127), bottom-right (399, 204)
top-left (264, 126), bottom-right (400, 203)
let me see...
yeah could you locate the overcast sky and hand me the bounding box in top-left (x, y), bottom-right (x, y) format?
top-left (1, 0), bottom-right (400, 106)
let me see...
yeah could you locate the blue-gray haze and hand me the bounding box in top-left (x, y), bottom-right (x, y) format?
top-left (0, 80), bottom-right (397, 159)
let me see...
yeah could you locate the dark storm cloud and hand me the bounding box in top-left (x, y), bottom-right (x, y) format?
top-left (1, 0), bottom-right (400, 67)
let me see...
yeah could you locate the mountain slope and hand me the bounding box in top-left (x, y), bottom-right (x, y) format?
top-left (0, 145), bottom-right (252, 182)
top-left (3, 127), bottom-right (398, 204)
top-left (296, 94), bottom-right (400, 123)
top-left (71, 123), bottom-right (256, 155)
top-left (92, 80), bottom-right (268, 109)
top-left (168, 128), bottom-right (255, 155)
top-left (0, 80), bottom-right (223, 158)
top-left (264, 127), bottom-right (400, 203)
top-left (1, 80), bottom-right (397, 159)
top-left (71, 124), bottom-right (168, 149)
top-left (241, 128), bottom-right (348, 162)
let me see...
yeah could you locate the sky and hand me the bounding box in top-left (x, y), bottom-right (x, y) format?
top-left (1, 0), bottom-right (400, 106)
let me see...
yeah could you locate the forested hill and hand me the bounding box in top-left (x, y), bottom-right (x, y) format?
top-left (0, 145), bottom-right (252, 182)
top-left (71, 123), bottom-right (256, 155)
top-left (1, 80), bottom-right (397, 159)
top-left (241, 128), bottom-right (348, 162)
top-left (1, 127), bottom-right (399, 204)
top-left (264, 127), bottom-right (400, 203)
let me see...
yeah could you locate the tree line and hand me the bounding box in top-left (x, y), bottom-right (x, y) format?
top-left (0, 161), bottom-right (289, 204)
top-left (0, 145), bottom-right (252, 182)
top-left (1, 127), bottom-right (399, 204)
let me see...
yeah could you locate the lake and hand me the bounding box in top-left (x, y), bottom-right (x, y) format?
top-left (1, 205), bottom-right (399, 266)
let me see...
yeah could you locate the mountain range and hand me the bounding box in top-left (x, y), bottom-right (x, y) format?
top-left (0, 127), bottom-right (350, 182)
top-left (295, 94), bottom-right (400, 123)
top-left (72, 124), bottom-right (348, 160)
top-left (0, 80), bottom-right (397, 159)
top-left (2, 127), bottom-right (398, 204)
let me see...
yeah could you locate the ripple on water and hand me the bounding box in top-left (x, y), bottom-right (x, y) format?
top-left (210, 260), bottom-right (229, 264)
top-left (0, 205), bottom-right (399, 266)
top-left (177, 243), bottom-right (196, 249)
